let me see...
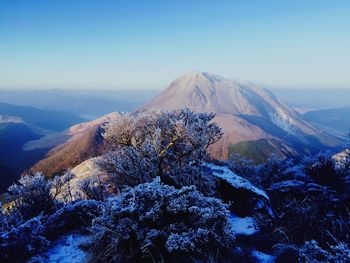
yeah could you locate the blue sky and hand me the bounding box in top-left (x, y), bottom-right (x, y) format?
top-left (0, 0), bottom-right (349, 89)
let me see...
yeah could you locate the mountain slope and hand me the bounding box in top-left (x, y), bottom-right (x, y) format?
top-left (27, 113), bottom-right (118, 176)
top-left (142, 72), bottom-right (340, 160)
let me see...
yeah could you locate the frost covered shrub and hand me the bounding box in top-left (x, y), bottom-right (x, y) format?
top-left (268, 178), bottom-right (350, 247)
top-left (99, 147), bottom-right (157, 191)
top-left (102, 109), bottom-right (222, 192)
top-left (78, 175), bottom-right (107, 201)
top-left (227, 153), bottom-right (299, 189)
top-left (0, 204), bottom-right (23, 232)
top-left (89, 181), bottom-right (234, 262)
top-left (267, 176), bottom-right (350, 246)
top-left (258, 155), bottom-right (299, 188)
top-left (302, 152), bottom-right (345, 189)
top-left (0, 202), bottom-right (7, 230)
top-left (227, 153), bottom-right (261, 186)
top-left (0, 200), bottom-right (103, 262)
top-left (298, 240), bottom-right (350, 263)
top-left (272, 197), bottom-right (326, 245)
top-left (5, 173), bottom-right (57, 220)
top-left (0, 214), bottom-right (50, 261)
top-left (329, 241), bottom-right (350, 262)
top-left (228, 150), bottom-right (350, 248)
top-left (298, 240), bottom-right (331, 263)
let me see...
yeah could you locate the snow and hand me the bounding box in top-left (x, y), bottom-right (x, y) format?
top-left (268, 111), bottom-right (296, 134)
top-left (230, 214), bottom-right (259, 236)
top-left (251, 250), bottom-right (275, 263)
top-left (205, 163), bottom-right (269, 200)
top-left (29, 233), bottom-right (91, 263)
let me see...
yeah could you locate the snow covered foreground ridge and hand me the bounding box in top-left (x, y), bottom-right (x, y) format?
top-left (4, 148), bottom-right (350, 262)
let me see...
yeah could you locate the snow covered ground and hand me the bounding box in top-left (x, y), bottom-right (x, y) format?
top-left (28, 233), bottom-right (91, 263)
top-left (230, 214), bottom-right (259, 236)
top-left (251, 250), bottom-right (275, 263)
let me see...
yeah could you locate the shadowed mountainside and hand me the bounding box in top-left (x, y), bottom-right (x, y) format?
top-left (303, 106), bottom-right (350, 135)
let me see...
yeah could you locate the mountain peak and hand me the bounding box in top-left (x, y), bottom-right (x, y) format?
top-left (180, 71), bottom-right (225, 83)
top-left (141, 72), bottom-right (338, 159)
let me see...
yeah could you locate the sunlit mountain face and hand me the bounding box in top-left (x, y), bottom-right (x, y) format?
top-left (142, 72), bottom-right (341, 160)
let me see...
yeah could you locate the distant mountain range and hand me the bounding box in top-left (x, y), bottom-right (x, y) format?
top-left (0, 103), bottom-right (86, 191)
top-left (0, 102), bottom-right (85, 132)
top-left (8, 72), bottom-right (345, 181)
top-left (302, 107), bottom-right (350, 136)
top-left (0, 89), bottom-right (159, 120)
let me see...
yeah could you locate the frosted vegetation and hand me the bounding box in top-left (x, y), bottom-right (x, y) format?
top-left (1, 109), bottom-right (350, 262)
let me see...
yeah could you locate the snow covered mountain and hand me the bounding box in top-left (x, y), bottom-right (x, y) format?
top-left (142, 71), bottom-right (340, 159)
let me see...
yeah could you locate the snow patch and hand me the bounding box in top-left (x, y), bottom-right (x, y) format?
top-left (205, 163), bottom-right (269, 200)
top-left (251, 250), bottom-right (275, 263)
top-left (230, 214), bottom-right (259, 236)
top-left (29, 233), bottom-right (91, 263)
top-left (268, 110), bottom-right (296, 134)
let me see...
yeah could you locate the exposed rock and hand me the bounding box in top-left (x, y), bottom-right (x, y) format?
top-left (205, 163), bottom-right (271, 217)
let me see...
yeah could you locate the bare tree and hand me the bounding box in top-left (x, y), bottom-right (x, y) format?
top-left (101, 108), bottom-right (222, 191)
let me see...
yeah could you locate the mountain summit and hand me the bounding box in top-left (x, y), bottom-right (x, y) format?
top-left (142, 72), bottom-right (339, 159)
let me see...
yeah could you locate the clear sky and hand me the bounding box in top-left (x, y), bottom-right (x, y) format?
top-left (0, 0), bottom-right (349, 89)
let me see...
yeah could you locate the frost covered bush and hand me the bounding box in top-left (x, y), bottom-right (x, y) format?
top-left (0, 202), bottom-right (7, 230)
top-left (258, 155), bottom-right (299, 188)
top-left (227, 153), bottom-right (261, 186)
top-left (328, 241), bottom-right (350, 262)
top-left (99, 147), bottom-right (157, 191)
top-left (227, 153), bottom-right (299, 188)
top-left (299, 240), bottom-right (350, 263)
top-left (0, 199), bottom-right (103, 262)
top-left (5, 173), bottom-right (58, 220)
top-left (270, 195), bottom-right (326, 245)
top-left (228, 151), bottom-right (350, 249)
top-left (0, 214), bottom-right (50, 261)
top-left (302, 152), bottom-right (345, 188)
top-left (78, 175), bottom-right (107, 201)
top-left (89, 180), bottom-right (234, 262)
top-left (101, 109), bottom-right (222, 192)
top-left (298, 240), bottom-right (331, 262)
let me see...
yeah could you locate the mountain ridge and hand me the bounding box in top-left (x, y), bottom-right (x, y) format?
top-left (26, 112), bottom-right (119, 176)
